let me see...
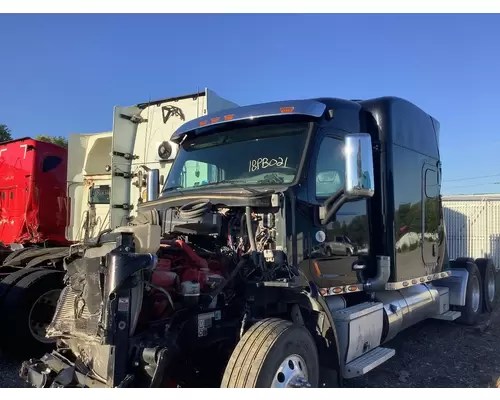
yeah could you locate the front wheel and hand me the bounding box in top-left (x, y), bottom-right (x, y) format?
top-left (221, 318), bottom-right (319, 388)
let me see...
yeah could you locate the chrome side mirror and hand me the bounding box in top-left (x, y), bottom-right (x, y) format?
top-left (146, 168), bottom-right (160, 201)
top-left (344, 133), bottom-right (375, 199)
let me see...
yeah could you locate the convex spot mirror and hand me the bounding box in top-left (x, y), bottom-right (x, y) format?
top-left (344, 133), bottom-right (375, 199)
top-left (317, 170), bottom-right (342, 183)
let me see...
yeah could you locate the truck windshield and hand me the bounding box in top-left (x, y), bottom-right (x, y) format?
top-left (163, 122), bottom-right (310, 192)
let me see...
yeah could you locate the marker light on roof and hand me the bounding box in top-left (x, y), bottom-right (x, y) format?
top-left (280, 107), bottom-right (294, 113)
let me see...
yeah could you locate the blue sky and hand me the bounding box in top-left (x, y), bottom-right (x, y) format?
top-left (0, 13), bottom-right (498, 195)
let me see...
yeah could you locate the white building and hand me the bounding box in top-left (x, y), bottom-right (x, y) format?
top-left (443, 194), bottom-right (500, 269)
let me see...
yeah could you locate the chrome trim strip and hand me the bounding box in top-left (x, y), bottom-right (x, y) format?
top-left (170, 99), bottom-right (326, 143)
top-left (320, 270), bottom-right (452, 296)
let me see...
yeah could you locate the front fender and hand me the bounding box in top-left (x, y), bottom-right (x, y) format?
top-left (292, 284), bottom-right (343, 387)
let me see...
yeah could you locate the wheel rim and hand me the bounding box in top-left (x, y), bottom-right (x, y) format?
top-left (471, 275), bottom-right (481, 313)
top-left (28, 289), bottom-right (61, 343)
top-left (271, 354), bottom-right (310, 388)
top-left (487, 268), bottom-right (496, 303)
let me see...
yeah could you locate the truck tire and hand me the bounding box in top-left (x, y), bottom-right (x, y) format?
top-left (1, 269), bottom-right (64, 356)
top-left (221, 318), bottom-right (319, 388)
top-left (452, 261), bottom-right (483, 326)
top-left (0, 267), bottom-right (43, 301)
top-left (475, 258), bottom-right (497, 312)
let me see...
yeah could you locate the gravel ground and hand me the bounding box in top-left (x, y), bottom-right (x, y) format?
top-left (346, 307), bottom-right (500, 388)
top-left (347, 274), bottom-right (500, 388)
top-left (2, 279), bottom-right (499, 388)
top-left (0, 356), bottom-right (29, 388)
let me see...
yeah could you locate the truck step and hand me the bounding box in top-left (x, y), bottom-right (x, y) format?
top-left (431, 310), bottom-right (461, 321)
top-left (344, 347), bottom-right (395, 379)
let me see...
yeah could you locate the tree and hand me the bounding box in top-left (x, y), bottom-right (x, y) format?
top-left (35, 135), bottom-right (68, 148)
top-left (0, 124), bottom-right (12, 142)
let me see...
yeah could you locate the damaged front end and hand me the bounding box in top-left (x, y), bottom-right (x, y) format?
top-left (20, 228), bottom-right (169, 388)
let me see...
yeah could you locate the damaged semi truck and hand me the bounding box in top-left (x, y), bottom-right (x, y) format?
top-left (20, 96), bottom-right (497, 388)
top-left (0, 89), bottom-right (237, 353)
top-left (0, 138), bottom-right (70, 352)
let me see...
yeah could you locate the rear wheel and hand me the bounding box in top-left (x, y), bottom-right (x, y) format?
top-left (221, 318), bottom-right (319, 388)
top-left (1, 269), bottom-right (64, 356)
top-left (475, 258), bottom-right (497, 312)
top-left (0, 267), bottom-right (42, 301)
top-left (452, 261), bottom-right (483, 325)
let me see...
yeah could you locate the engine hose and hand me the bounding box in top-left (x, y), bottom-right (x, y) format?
top-left (179, 199), bottom-right (212, 219)
top-left (207, 258), bottom-right (247, 304)
top-left (240, 213), bottom-right (246, 237)
top-left (95, 229), bottom-right (112, 245)
top-left (147, 282), bottom-right (175, 310)
top-left (245, 206), bottom-right (256, 252)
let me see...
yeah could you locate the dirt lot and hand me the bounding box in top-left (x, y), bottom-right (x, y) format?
top-left (2, 281), bottom-right (500, 388)
top-left (347, 305), bottom-right (500, 388)
top-left (347, 273), bottom-right (500, 388)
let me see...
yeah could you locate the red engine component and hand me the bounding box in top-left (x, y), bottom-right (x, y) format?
top-left (152, 258), bottom-right (179, 289)
top-left (181, 269), bottom-right (225, 292)
top-left (146, 240), bottom-right (227, 319)
top-left (173, 240), bottom-right (208, 270)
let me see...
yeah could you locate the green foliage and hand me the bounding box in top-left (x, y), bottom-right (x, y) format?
top-left (35, 135), bottom-right (68, 148)
top-left (0, 124), bottom-right (12, 142)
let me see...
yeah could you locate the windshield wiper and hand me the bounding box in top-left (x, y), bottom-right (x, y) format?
top-left (199, 180), bottom-right (266, 195)
top-left (163, 185), bottom-right (185, 194)
top-left (257, 173), bottom-right (285, 184)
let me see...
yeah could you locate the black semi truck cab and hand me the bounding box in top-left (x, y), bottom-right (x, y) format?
top-left (19, 96), bottom-right (496, 388)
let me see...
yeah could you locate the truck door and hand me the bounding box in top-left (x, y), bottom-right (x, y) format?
top-left (0, 142), bottom-right (32, 244)
top-left (66, 133), bottom-right (113, 241)
top-left (0, 186), bottom-right (16, 243)
top-left (422, 165), bottom-right (440, 273)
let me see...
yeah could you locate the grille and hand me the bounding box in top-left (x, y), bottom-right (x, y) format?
top-left (46, 285), bottom-right (102, 339)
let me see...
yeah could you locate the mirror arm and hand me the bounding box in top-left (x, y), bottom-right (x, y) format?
top-left (321, 193), bottom-right (347, 225)
top-left (322, 188), bottom-right (344, 210)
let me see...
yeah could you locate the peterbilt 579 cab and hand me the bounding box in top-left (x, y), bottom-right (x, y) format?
top-left (20, 96), bottom-right (497, 388)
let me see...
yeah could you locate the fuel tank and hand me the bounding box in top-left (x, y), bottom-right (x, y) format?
top-left (374, 283), bottom-right (440, 343)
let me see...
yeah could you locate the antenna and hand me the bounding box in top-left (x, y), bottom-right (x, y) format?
top-left (197, 86), bottom-right (200, 117)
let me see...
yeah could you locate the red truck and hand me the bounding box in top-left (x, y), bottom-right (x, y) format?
top-left (0, 137), bottom-right (70, 354)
